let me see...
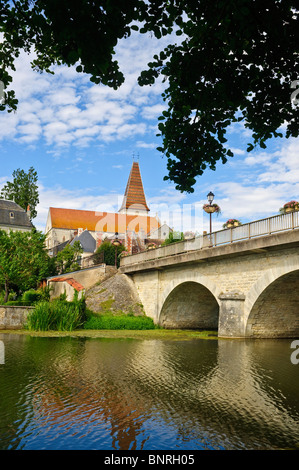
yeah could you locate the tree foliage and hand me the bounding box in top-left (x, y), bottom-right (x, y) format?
top-left (94, 239), bottom-right (126, 267)
top-left (161, 230), bottom-right (184, 246)
top-left (0, 167), bottom-right (39, 219)
top-left (1, 1), bottom-right (299, 192)
top-left (139, 0), bottom-right (299, 192)
top-left (0, 229), bottom-right (54, 302)
top-left (55, 241), bottom-right (83, 274)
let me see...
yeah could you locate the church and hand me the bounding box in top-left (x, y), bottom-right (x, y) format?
top-left (45, 161), bottom-right (171, 260)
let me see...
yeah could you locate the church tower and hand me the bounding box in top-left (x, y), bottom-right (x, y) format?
top-left (118, 161), bottom-right (150, 216)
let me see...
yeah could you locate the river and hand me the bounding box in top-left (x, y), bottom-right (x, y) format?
top-left (0, 333), bottom-right (298, 450)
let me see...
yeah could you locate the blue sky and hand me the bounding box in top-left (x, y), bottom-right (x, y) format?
top-left (0, 30), bottom-right (298, 235)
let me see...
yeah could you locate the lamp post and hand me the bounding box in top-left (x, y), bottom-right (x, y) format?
top-left (112, 232), bottom-right (121, 267)
top-left (207, 191), bottom-right (215, 234)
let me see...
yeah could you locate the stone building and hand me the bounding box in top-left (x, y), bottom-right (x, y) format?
top-left (45, 161), bottom-right (170, 257)
top-left (0, 199), bottom-right (33, 232)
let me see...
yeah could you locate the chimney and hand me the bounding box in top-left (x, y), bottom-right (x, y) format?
top-left (27, 205), bottom-right (31, 220)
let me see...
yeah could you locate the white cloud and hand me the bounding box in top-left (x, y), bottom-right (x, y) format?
top-left (2, 31), bottom-right (169, 151)
top-left (141, 104), bottom-right (166, 120)
top-left (229, 147), bottom-right (246, 156)
top-left (136, 141), bottom-right (156, 149)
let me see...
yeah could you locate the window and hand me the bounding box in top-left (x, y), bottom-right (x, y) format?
top-left (9, 212), bottom-right (14, 219)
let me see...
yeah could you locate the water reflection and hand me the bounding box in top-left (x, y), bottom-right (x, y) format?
top-left (0, 334), bottom-right (298, 450)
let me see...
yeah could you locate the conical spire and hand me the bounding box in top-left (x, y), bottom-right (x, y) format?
top-left (119, 161), bottom-right (150, 215)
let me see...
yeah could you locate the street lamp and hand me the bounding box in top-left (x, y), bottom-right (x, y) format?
top-left (207, 191), bottom-right (214, 205)
top-left (112, 232), bottom-right (121, 267)
top-left (207, 191), bottom-right (215, 235)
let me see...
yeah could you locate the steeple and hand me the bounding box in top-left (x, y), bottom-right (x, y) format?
top-left (119, 161), bottom-right (150, 215)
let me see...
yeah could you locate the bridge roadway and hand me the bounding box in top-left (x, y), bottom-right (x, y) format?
top-left (119, 228), bottom-right (299, 338)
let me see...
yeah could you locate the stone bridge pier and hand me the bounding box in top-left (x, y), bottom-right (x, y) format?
top-left (120, 230), bottom-right (299, 338)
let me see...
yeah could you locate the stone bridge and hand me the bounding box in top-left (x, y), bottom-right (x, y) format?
top-left (119, 214), bottom-right (299, 338)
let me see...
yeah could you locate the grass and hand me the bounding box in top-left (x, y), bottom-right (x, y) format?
top-left (84, 312), bottom-right (156, 330)
top-left (1, 328), bottom-right (219, 341)
top-left (83, 294), bottom-right (156, 331)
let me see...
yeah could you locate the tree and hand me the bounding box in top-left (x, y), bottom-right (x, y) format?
top-left (0, 229), bottom-right (54, 302)
top-left (1, 1), bottom-right (299, 192)
top-left (55, 241), bottom-right (83, 274)
top-left (139, 0), bottom-right (299, 192)
top-left (0, 167), bottom-right (39, 220)
top-left (94, 239), bottom-right (126, 268)
top-left (161, 231), bottom-right (184, 246)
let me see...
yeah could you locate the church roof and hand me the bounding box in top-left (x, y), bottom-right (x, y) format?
top-left (119, 161), bottom-right (149, 212)
top-left (0, 199), bottom-right (33, 229)
top-left (48, 207), bottom-right (159, 235)
top-left (70, 229), bottom-right (96, 253)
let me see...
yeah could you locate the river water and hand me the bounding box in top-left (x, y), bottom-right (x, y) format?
top-left (0, 333), bottom-right (298, 450)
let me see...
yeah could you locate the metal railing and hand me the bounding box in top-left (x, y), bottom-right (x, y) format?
top-left (120, 211), bottom-right (299, 267)
top-left (206, 210), bottom-right (299, 247)
top-left (80, 252), bottom-right (105, 268)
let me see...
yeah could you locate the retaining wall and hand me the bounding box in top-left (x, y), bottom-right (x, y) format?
top-left (0, 306), bottom-right (34, 329)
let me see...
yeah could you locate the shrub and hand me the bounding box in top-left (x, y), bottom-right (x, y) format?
top-left (22, 289), bottom-right (42, 304)
top-left (25, 297), bottom-right (87, 331)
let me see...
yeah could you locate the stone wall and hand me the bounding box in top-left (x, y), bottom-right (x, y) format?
top-left (0, 306), bottom-right (34, 329)
top-left (85, 273), bottom-right (144, 315)
top-left (47, 264), bottom-right (116, 292)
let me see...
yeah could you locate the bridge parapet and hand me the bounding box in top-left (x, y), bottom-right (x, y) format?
top-left (120, 212), bottom-right (299, 271)
top-left (120, 235), bottom-right (206, 268)
top-left (210, 210), bottom-right (299, 246)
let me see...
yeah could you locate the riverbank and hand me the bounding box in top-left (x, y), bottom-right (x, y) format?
top-left (0, 328), bottom-right (218, 341)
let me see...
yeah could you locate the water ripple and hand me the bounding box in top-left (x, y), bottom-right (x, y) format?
top-left (0, 334), bottom-right (298, 450)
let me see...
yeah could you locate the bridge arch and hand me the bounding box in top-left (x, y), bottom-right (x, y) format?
top-left (158, 275), bottom-right (221, 329)
top-left (245, 267), bottom-right (299, 338)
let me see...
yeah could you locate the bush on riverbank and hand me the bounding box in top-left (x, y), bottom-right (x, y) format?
top-left (25, 298), bottom-right (87, 331)
top-left (84, 312), bottom-right (156, 330)
top-left (24, 293), bottom-right (156, 332)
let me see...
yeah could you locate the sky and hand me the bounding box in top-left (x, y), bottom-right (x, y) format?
top-left (0, 29), bottom-right (299, 236)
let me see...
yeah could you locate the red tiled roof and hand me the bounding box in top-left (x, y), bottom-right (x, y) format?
top-left (49, 207), bottom-right (160, 234)
top-left (49, 277), bottom-right (84, 292)
top-left (119, 161), bottom-right (149, 212)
